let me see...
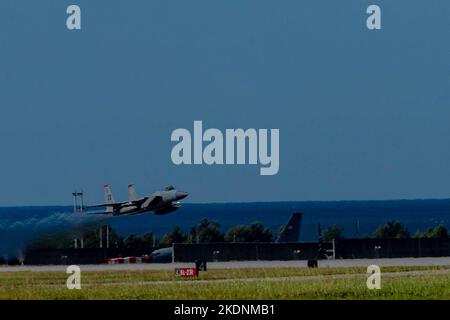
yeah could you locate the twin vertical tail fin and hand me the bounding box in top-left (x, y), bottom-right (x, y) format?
top-left (104, 184), bottom-right (115, 213)
top-left (276, 212), bottom-right (303, 243)
top-left (128, 184), bottom-right (138, 201)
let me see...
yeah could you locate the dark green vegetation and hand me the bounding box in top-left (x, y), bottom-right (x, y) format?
top-left (27, 219), bottom-right (277, 250)
top-left (27, 218), bottom-right (450, 250)
top-left (415, 224), bottom-right (449, 239)
top-left (373, 221), bottom-right (411, 239)
top-left (321, 221), bottom-right (449, 241)
top-left (322, 225), bottom-right (345, 241)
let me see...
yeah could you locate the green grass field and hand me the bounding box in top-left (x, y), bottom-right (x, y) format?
top-left (1, 265), bottom-right (450, 299)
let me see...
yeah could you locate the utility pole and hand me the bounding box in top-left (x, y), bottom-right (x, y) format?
top-left (79, 191), bottom-right (84, 213)
top-left (72, 194), bottom-right (77, 214)
top-left (106, 225), bottom-right (109, 249)
top-left (99, 226), bottom-right (103, 248)
top-left (72, 191), bottom-right (84, 213)
top-left (356, 219), bottom-right (360, 238)
top-left (72, 191), bottom-right (84, 249)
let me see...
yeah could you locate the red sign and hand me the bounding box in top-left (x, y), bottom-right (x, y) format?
top-left (175, 267), bottom-right (198, 278)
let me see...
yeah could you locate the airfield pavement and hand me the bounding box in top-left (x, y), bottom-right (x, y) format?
top-left (1, 257), bottom-right (450, 272)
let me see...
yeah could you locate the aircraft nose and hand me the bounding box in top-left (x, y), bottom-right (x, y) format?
top-left (176, 191), bottom-right (188, 200)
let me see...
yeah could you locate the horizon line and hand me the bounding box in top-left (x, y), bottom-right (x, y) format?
top-left (1, 196), bottom-right (450, 208)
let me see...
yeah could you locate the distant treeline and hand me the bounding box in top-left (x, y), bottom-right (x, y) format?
top-left (321, 220), bottom-right (449, 241)
top-left (26, 219), bottom-right (449, 250)
top-left (26, 218), bottom-right (274, 250)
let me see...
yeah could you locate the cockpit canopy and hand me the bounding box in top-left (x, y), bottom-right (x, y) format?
top-left (164, 185), bottom-right (175, 191)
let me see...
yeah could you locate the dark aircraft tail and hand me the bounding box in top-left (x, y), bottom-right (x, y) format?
top-left (276, 212), bottom-right (303, 242)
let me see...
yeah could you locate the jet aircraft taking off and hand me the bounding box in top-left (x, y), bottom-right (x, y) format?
top-left (87, 184), bottom-right (188, 216)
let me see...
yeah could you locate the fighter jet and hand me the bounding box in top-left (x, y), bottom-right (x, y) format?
top-left (87, 184), bottom-right (188, 216)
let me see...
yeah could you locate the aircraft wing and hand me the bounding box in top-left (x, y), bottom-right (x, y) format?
top-left (83, 210), bottom-right (115, 215)
top-left (128, 196), bottom-right (150, 206)
top-left (143, 195), bottom-right (163, 207)
top-left (125, 196), bottom-right (163, 207)
top-left (86, 201), bottom-right (129, 209)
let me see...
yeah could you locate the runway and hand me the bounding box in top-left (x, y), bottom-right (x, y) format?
top-left (1, 257), bottom-right (450, 272)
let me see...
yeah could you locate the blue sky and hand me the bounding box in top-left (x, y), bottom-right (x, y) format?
top-left (0, 0), bottom-right (449, 205)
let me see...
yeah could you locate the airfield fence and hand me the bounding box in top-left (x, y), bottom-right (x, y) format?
top-left (173, 239), bottom-right (450, 262)
top-left (23, 248), bottom-right (159, 265)
top-left (18, 238), bottom-right (450, 265)
top-left (333, 238), bottom-right (450, 259)
top-left (172, 242), bottom-right (330, 262)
